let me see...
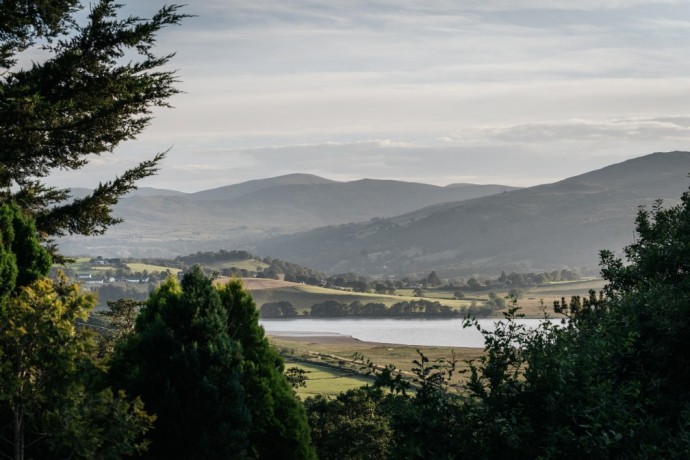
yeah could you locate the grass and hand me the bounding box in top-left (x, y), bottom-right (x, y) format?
top-left (57, 258), bottom-right (181, 276)
top-left (249, 279), bottom-right (606, 318)
top-left (203, 259), bottom-right (269, 272)
top-left (249, 284), bottom-right (471, 314)
top-left (285, 361), bottom-right (374, 399)
top-left (272, 337), bottom-right (483, 390)
top-left (126, 262), bottom-right (181, 275)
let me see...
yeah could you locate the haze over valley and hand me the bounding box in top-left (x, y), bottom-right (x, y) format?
top-left (60, 151), bottom-right (690, 277)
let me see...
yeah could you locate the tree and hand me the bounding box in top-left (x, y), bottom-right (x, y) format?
top-left (285, 367), bottom-right (310, 389)
top-left (0, 276), bottom-right (155, 460)
top-left (0, 204), bottom-right (153, 459)
top-left (0, 0), bottom-right (186, 253)
top-left (305, 389), bottom-right (394, 460)
top-left (453, 191), bottom-right (690, 458)
top-left (0, 203), bottom-right (52, 302)
top-left (259, 300), bottom-right (298, 318)
top-left (93, 298), bottom-right (144, 358)
top-left (109, 270), bottom-right (250, 459)
top-left (426, 271), bottom-right (441, 287)
top-left (466, 278), bottom-right (482, 290)
top-left (110, 270), bottom-right (316, 459)
top-left (486, 291), bottom-right (506, 309)
top-left (219, 279), bottom-right (316, 460)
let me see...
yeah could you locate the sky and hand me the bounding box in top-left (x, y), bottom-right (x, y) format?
top-left (47, 0), bottom-right (690, 192)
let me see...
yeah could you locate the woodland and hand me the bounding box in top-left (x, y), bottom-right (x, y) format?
top-left (1, 2), bottom-right (688, 459)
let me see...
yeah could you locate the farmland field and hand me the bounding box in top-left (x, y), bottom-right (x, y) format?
top-left (126, 262), bottom-right (181, 274)
top-left (202, 258), bottom-right (269, 272)
top-left (284, 361), bottom-right (374, 398)
top-left (243, 278), bottom-right (605, 318)
top-left (272, 336), bottom-right (483, 388)
top-left (246, 283), bottom-right (471, 314)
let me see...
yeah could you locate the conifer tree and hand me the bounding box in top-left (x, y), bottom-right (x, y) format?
top-left (110, 270), bottom-right (316, 459)
top-left (220, 280), bottom-right (316, 460)
top-left (109, 268), bottom-right (250, 459)
top-left (0, 0), bottom-right (187, 252)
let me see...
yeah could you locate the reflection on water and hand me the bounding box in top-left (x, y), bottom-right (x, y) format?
top-left (260, 317), bottom-right (556, 348)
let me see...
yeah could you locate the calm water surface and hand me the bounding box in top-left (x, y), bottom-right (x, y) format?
top-left (260, 318), bottom-right (555, 348)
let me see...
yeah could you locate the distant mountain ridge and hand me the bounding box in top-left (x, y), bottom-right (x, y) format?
top-left (190, 173), bottom-right (336, 201)
top-left (56, 174), bottom-right (518, 258)
top-left (253, 151), bottom-right (690, 276)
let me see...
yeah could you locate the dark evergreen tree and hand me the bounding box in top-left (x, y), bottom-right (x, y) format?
top-left (0, 0), bottom-right (187, 254)
top-left (219, 280), bottom-right (316, 460)
top-left (305, 388), bottom-right (394, 460)
top-left (0, 203), bottom-right (51, 302)
top-left (109, 268), bottom-right (250, 459)
top-left (111, 271), bottom-right (315, 459)
top-left (426, 270), bottom-right (442, 287)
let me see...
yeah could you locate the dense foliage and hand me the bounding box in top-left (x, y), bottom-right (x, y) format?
top-left (306, 188), bottom-right (690, 459)
top-left (110, 269), bottom-right (315, 459)
top-left (0, 204), bottom-right (153, 459)
top-left (260, 300), bottom-right (299, 318)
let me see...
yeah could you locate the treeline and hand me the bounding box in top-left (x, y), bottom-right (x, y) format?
top-left (259, 257), bottom-right (326, 282)
top-left (260, 299), bottom-right (497, 318)
top-left (174, 249), bottom-right (253, 265)
top-left (311, 299), bottom-right (458, 318)
top-left (497, 268), bottom-right (580, 286)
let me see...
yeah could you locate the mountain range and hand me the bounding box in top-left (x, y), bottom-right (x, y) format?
top-left (58, 151), bottom-right (690, 276)
top-left (253, 151), bottom-right (690, 276)
top-left (56, 174), bottom-right (517, 259)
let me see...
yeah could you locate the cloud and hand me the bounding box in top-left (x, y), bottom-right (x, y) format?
top-left (447, 116), bottom-right (690, 146)
top-left (42, 1), bottom-right (690, 193)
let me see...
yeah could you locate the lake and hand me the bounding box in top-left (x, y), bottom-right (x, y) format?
top-left (260, 317), bottom-right (557, 348)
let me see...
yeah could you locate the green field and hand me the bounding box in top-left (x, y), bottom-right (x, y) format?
top-left (272, 337), bottom-right (483, 389)
top-left (126, 262), bottom-right (181, 275)
top-left (285, 361), bottom-right (374, 398)
top-left (58, 258), bottom-right (181, 276)
top-left (248, 284), bottom-right (472, 314)
top-left (202, 258), bottom-right (269, 272)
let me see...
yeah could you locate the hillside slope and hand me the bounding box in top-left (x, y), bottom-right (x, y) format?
top-left (254, 152), bottom-right (690, 275)
top-left (57, 174), bottom-right (516, 257)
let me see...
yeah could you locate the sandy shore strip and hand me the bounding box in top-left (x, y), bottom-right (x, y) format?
top-left (267, 332), bottom-right (399, 346)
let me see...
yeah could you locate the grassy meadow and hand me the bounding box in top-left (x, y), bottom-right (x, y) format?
top-left (273, 336), bottom-right (483, 390)
top-left (247, 282), bottom-right (472, 314)
top-left (245, 278), bottom-right (605, 318)
top-left (59, 258), bottom-right (182, 276)
top-left (285, 361), bottom-right (375, 398)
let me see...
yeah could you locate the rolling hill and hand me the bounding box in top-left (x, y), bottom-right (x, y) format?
top-left (253, 151), bottom-right (690, 276)
top-left (56, 174), bottom-right (517, 258)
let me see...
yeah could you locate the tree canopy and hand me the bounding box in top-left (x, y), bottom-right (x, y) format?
top-left (110, 269), bottom-right (315, 459)
top-left (306, 187), bottom-right (690, 459)
top-left (0, 203), bottom-right (153, 459)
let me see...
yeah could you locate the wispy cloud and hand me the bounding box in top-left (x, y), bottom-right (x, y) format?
top-left (43, 0), bottom-right (690, 192)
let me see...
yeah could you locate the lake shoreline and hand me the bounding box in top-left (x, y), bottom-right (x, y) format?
top-left (261, 317), bottom-right (558, 348)
top-left (267, 332), bottom-right (412, 347)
